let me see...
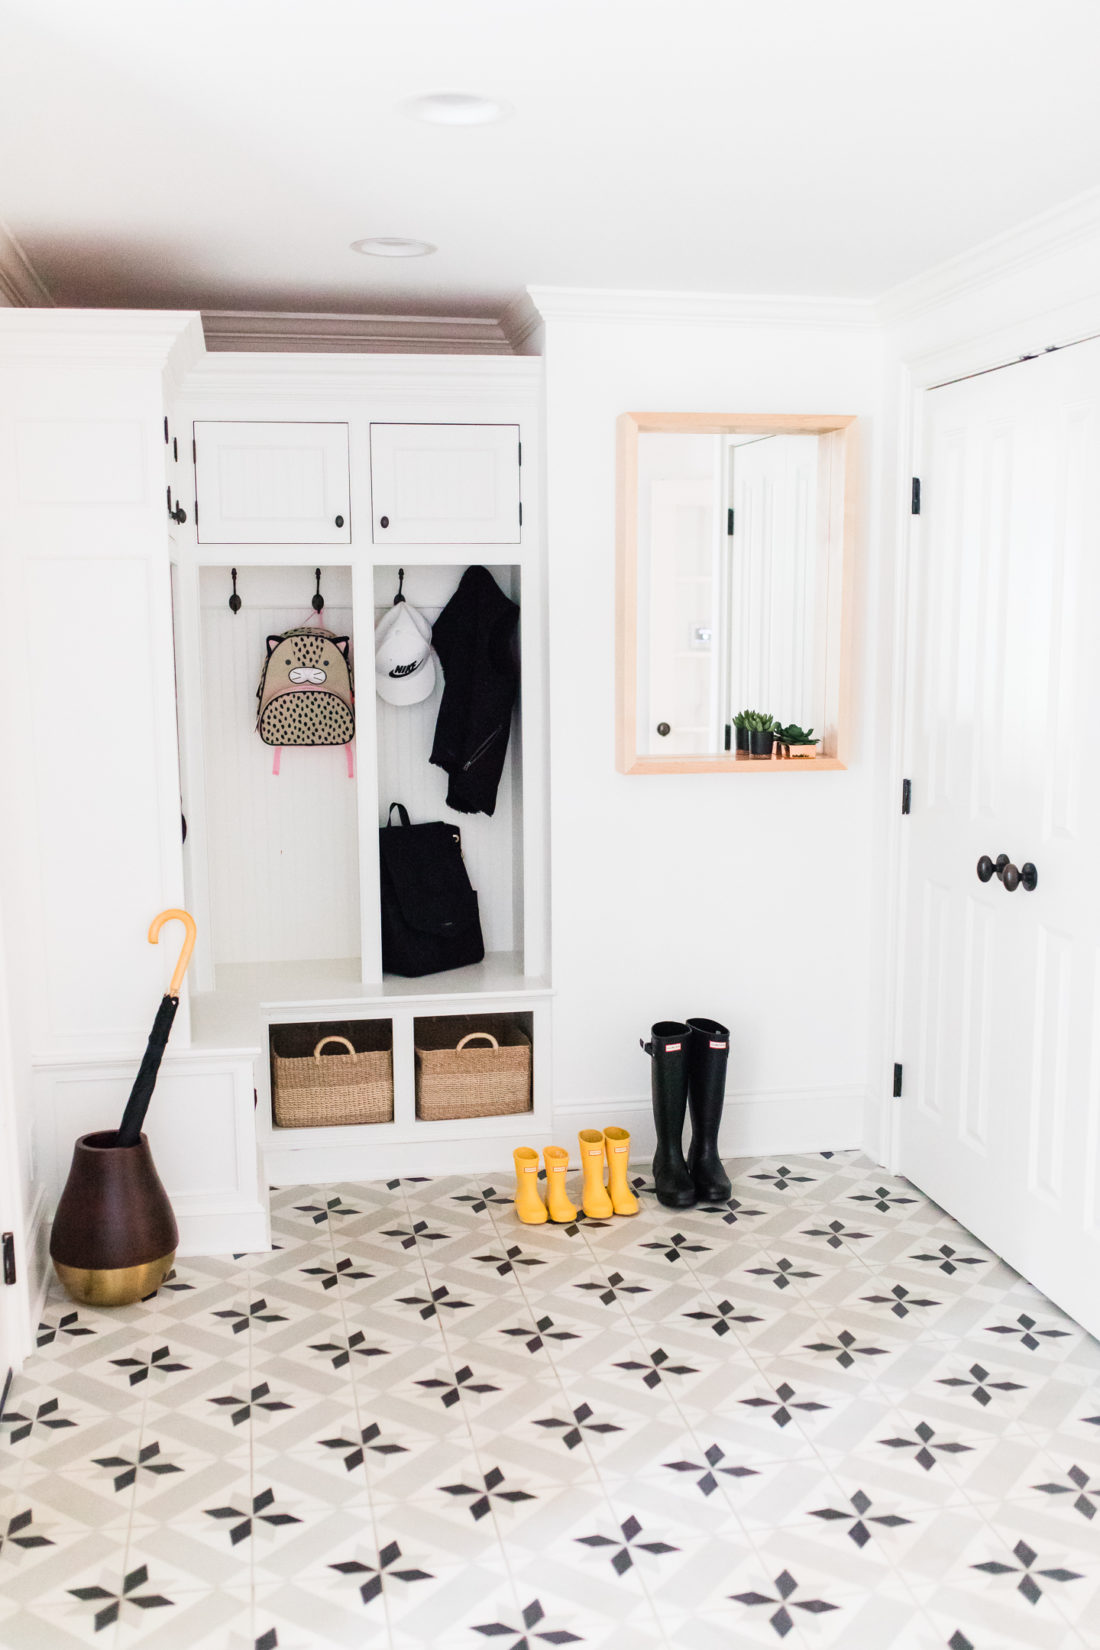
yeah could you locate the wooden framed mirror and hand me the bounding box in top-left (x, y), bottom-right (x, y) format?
top-left (615, 411), bottom-right (856, 774)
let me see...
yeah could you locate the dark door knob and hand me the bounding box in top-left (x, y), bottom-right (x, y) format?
top-left (656, 722), bottom-right (671, 737)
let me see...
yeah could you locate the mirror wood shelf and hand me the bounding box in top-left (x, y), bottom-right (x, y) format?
top-left (616, 411), bottom-right (857, 775)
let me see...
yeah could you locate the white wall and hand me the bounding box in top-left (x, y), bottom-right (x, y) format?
top-left (536, 298), bottom-right (887, 1154)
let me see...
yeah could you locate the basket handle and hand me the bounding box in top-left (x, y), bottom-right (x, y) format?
top-left (314, 1035), bottom-right (356, 1062)
top-left (456, 1031), bottom-right (499, 1052)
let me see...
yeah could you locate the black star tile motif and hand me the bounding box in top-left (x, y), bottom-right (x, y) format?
top-left (696, 1196), bottom-right (769, 1225)
top-left (576, 1513), bottom-right (677, 1574)
top-left (212, 1299), bottom-right (288, 1333)
top-left (36, 1311), bottom-right (96, 1346)
top-left (972, 1538), bottom-right (1082, 1603)
top-left (330, 1540), bottom-right (432, 1605)
top-left (0, 1509), bottom-right (54, 1555)
top-left (745, 1258), bottom-right (820, 1290)
top-left (415, 1366), bottom-right (500, 1407)
top-left (936, 1363), bottom-right (1025, 1407)
top-left (860, 1283), bottom-right (942, 1318)
top-left (639, 1232), bottom-right (712, 1263)
top-left (472, 1246), bottom-right (546, 1275)
top-left (731, 1569), bottom-right (839, 1637)
top-left (68, 1565), bottom-right (172, 1633)
top-left (908, 1243), bottom-right (988, 1275)
top-left (397, 1285), bottom-right (473, 1319)
top-left (472, 1597), bottom-right (581, 1645)
top-left (93, 1442), bottom-right (182, 1492)
top-left (208, 1383), bottom-right (293, 1427)
top-left (739, 1382), bottom-right (829, 1428)
top-left (500, 1316), bottom-right (579, 1352)
top-left (309, 1330), bottom-right (390, 1370)
top-left (574, 1272), bottom-right (650, 1305)
top-left (803, 1329), bottom-right (889, 1369)
top-left (985, 1313), bottom-right (1072, 1351)
top-left (319, 1421), bottom-right (408, 1472)
top-left (948, 1633), bottom-right (975, 1650)
top-left (299, 1258), bottom-right (374, 1290)
top-left (848, 1185), bottom-right (918, 1214)
top-left (1, 1396), bottom-right (76, 1444)
top-left (109, 1346), bottom-right (190, 1386)
top-left (800, 1220), bottom-right (871, 1249)
top-left (256, 1630), bottom-right (278, 1650)
top-left (293, 1197), bottom-right (360, 1224)
top-left (451, 1186), bottom-right (511, 1211)
top-left (683, 1299), bottom-right (763, 1337)
top-left (205, 1487), bottom-right (301, 1546)
top-left (385, 1177), bottom-right (430, 1188)
top-left (809, 1489), bottom-right (911, 1547)
top-left (612, 1347), bottom-right (699, 1389)
top-left (749, 1165), bottom-right (817, 1192)
top-left (878, 1421), bottom-right (973, 1471)
top-left (1031, 1464), bottom-right (1100, 1519)
top-left (383, 1221), bottom-right (450, 1249)
top-left (147, 1268), bottom-right (194, 1295)
top-left (532, 1402), bottom-right (623, 1449)
top-left (664, 1444), bottom-right (759, 1496)
top-left (440, 1466), bottom-right (536, 1520)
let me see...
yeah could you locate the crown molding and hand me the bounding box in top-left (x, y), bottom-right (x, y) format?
top-left (526, 284), bottom-right (877, 331)
top-left (201, 309), bottom-right (518, 355)
top-left (499, 291), bottom-right (544, 353)
top-left (878, 186), bottom-right (1100, 329)
top-left (0, 219), bottom-right (54, 308)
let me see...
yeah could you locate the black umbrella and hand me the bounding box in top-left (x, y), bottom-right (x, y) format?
top-left (116, 909), bottom-right (196, 1147)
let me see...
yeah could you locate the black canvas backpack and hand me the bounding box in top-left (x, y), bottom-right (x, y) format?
top-left (378, 804), bottom-right (484, 977)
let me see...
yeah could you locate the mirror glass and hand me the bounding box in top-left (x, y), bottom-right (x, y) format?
top-left (635, 428), bottom-right (833, 758)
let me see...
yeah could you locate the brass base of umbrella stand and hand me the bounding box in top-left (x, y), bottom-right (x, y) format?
top-left (50, 1130), bottom-right (179, 1308)
top-left (53, 1252), bottom-right (176, 1308)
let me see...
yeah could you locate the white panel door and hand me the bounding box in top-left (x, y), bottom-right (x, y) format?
top-left (369, 423), bottom-right (521, 544)
top-left (899, 341), bottom-right (1100, 1337)
top-left (642, 477), bottom-right (719, 754)
top-left (194, 422), bottom-right (351, 544)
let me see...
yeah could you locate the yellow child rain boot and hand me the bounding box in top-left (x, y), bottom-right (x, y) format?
top-left (578, 1130), bottom-right (614, 1219)
top-left (543, 1146), bottom-right (578, 1223)
top-left (513, 1147), bottom-right (548, 1224)
top-left (603, 1127), bottom-right (639, 1216)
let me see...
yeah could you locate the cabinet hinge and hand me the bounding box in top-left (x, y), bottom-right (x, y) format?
top-left (901, 777), bottom-right (911, 815)
top-left (518, 501), bottom-right (523, 527)
top-left (727, 507), bottom-right (735, 536)
top-left (2, 1231), bottom-right (15, 1286)
top-left (163, 417), bottom-right (169, 445)
top-left (517, 441), bottom-right (522, 467)
top-left (892, 1063), bottom-right (903, 1099)
top-left (911, 477), bottom-right (921, 515)
top-left (192, 437), bottom-right (197, 465)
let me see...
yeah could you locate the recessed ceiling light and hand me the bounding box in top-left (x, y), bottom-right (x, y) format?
top-left (403, 92), bottom-right (511, 126)
top-left (350, 237), bottom-right (437, 259)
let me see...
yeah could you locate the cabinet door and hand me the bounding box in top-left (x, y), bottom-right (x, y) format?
top-left (194, 422), bottom-right (351, 544)
top-left (370, 423), bottom-right (521, 544)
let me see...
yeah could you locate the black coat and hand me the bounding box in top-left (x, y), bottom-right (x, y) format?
top-left (429, 566), bottom-right (519, 816)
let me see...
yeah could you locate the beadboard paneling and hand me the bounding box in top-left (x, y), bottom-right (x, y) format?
top-left (373, 565), bottom-right (521, 958)
top-left (199, 567), bottom-right (359, 966)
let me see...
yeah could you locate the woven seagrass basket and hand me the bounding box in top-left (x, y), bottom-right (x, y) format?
top-left (415, 1015), bottom-right (532, 1120)
top-left (271, 1021), bottom-right (393, 1128)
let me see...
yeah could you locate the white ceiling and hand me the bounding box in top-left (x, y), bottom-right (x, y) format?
top-left (2, 0), bottom-right (1100, 318)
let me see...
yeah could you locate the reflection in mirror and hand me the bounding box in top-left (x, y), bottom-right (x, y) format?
top-left (617, 413), bottom-right (854, 774)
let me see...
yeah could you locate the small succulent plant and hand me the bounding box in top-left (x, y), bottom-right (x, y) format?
top-left (734, 709), bottom-right (776, 732)
top-left (774, 722), bottom-right (819, 746)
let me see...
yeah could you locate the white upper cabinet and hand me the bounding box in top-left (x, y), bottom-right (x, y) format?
top-left (370, 423), bottom-right (521, 544)
top-left (194, 421), bottom-right (351, 544)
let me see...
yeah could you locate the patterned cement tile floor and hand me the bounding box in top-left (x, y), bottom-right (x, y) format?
top-left (2, 1150), bottom-right (1100, 1650)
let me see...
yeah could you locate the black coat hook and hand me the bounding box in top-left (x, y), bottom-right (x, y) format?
top-left (228, 568), bottom-right (241, 614)
top-left (312, 568), bottom-right (324, 613)
top-left (393, 568), bottom-right (406, 605)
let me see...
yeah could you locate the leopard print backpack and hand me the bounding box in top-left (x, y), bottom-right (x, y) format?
top-left (256, 626), bottom-right (355, 775)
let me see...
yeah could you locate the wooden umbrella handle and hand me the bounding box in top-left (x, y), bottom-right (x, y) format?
top-left (148, 909), bottom-right (197, 998)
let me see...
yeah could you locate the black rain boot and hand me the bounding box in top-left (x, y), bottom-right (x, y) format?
top-left (642, 1022), bottom-right (696, 1208)
top-left (686, 1016), bottom-right (732, 1202)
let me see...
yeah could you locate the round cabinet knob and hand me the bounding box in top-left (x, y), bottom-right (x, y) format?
top-left (1002, 862), bottom-right (1021, 892)
top-left (656, 722), bottom-right (671, 737)
top-left (334, 514), bottom-right (345, 528)
top-left (976, 855), bottom-right (994, 883)
top-left (379, 515), bottom-right (389, 529)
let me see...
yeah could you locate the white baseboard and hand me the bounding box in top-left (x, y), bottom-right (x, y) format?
top-left (25, 1181), bottom-right (51, 1334)
top-left (176, 1203), bottom-right (270, 1257)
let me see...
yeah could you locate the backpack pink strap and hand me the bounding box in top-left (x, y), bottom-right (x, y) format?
top-left (345, 743), bottom-right (354, 779)
top-left (272, 747), bottom-right (282, 776)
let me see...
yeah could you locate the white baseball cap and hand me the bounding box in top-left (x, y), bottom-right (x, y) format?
top-left (375, 602), bottom-right (436, 705)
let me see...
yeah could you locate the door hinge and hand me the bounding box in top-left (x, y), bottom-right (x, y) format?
top-left (892, 1063), bottom-right (903, 1099)
top-left (901, 777), bottom-right (912, 815)
top-left (727, 507), bottom-right (735, 536)
top-left (2, 1232), bottom-right (15, 1286)
top-left (911, 477), bottom-right (921, 515)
